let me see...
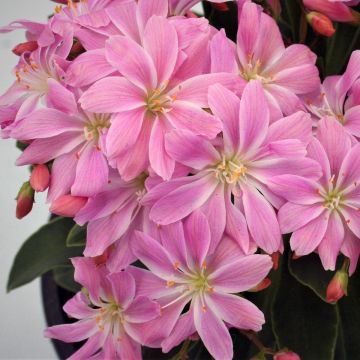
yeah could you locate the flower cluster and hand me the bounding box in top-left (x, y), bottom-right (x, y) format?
top-left (1, 0), bottom-right (360, 359)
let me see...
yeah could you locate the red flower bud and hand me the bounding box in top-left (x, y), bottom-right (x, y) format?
top-left (50, 195), bottom-right (87, 217)
top-left (16, 181), bottom-right (35, 219)
top-left (12, 41), bottom-right (38, 56)
top-left (274, 350), bottom-right (301, 360)
top-left (30, 164), bottom-right (50, 192)
top-left (212, 3), bottom-right (229, 11)
top-left (306, 12), bottom-right (336, 37)
top-left (248, 277), bottom-right (272, 292)
top-left (271, 252), bottom-right (280, 270)
top-left (326, 270), bottom-right (348, 303)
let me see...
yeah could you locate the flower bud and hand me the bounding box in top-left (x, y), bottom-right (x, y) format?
top-left (271, 252), bottom-right (280, 270)
top-left (12, 41), bottom-right (38, 56)
top-left (50, 195), bottom-right (87, 217)
top-left (30, 164), bottom-right (50, 192)
top-left (326, 270), bottom-right (348, 303)
top-left (248, 277), bottom-right (272, 292)
top-left (16, 181), bottom-right (35, 219)
top-left (274, 350), bottom-right (301, 360)
top-left (306, 12), bottom-right (335, 37)
top-left (212, 3), bottom-right (229, 11)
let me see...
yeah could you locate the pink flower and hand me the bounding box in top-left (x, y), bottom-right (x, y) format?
top-left (130, 211), bottom-right (273, 360)
top-left (268, 117), bottom-right (360, 274)
top-left (326, 269), bottom-right (348, 303)
top-left (10, 89), bottom-right (111, 198)
top-left (79, 15), bottom-right (242, 180)
top-left (210, 2), bottom-right (320, 121)
top-left (45, 257), bottom-right (160, 360)
top-left (0, 36), bottom-right (71, 137)
top-left (30, 164), bottom-right (50, 192)
top-left (168, 0), bottom-right (229, 15)
top-left (303, 0), bottom-right (360, 22)
top-left (305, 50), bottom-right (360, 139)
top-left (144, 81), bottom-right (320, 254)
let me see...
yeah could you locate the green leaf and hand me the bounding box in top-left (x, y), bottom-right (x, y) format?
top-left (326, 23), bottom-right (360, 76)
top-left (52, 265), bottom-right (80, 293)
top-left (66, 224), bottom-right (86, 247)
top-left (282, 0), bottom-right (302, 42)
top-left (272, 252), bottom-right (339, 360)
top-left (335, 268), bottom-right (360, 359)
top-left (16, 141), bottom-right (29, 151)
top-left (288, 253), bottom-right (334, 302)
top-left (7, 217), bottom-right (83, 292)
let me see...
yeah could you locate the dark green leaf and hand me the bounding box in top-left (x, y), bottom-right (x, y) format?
top-left (335, 268), bottom-right (360, 359)
top-left (16, 141), bottom-right (28, 151)
top-left (288, 253), bottom-right (334, 302)
top-left (272, 252), bottom-right (338, 360)
top-left (326, 23), bottom-right (360, 76)
top-left (7, 217), bottom-right (83, 291)
top-left (282, 0), bottom-right (302, 42)
top-left (66, 224), bottom-right (86, 247)
top-left (52, 265), bottom-right (80, 293)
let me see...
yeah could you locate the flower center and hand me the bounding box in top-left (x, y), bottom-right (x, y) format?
top-left (95, 300), bottom-right (124, 335)
top-left (84, 114), bottom-right (111, 143)
top-left (241, 59), bottom-right (272, 84)
top-left (214, 156), bottom-right (248, 184)
top-left (146, 82), bottom-right (176, 115)
top-left (323, 191), bottom-right (343, 210)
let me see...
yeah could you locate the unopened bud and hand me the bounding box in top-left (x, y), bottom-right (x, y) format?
top-left (326, 270), bottom-right (348, 303)
top-left (306, 12), bottom-right (335, 37)
top-left (16, 181), bottom-right (35, 219)
top-left (12, 41), bottom-right (38, 56)
top-left (212, 3), bottom-right (229, 11)
top-left (249, 278), bottom-right (272, 292)
top-left (274, 350), bottom-right (301, 360)
top-left (30, 164), bottom-right (50, 192)
top-left (50, 195), bottom-right (87, 217)
top-left (271, 252), bottom-right (280, 270)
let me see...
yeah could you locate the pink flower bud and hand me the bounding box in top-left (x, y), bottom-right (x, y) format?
top-left (50, 195), bottom-right (87, 217)
top-left (12, 41), bottom-right (38, 56)
top-left (307, 12), bottom-right (335, 37)
top-left (16, 182), bottom-right (35, 219)
top-left (326, 270), bottom-right (348, 303)
top-left (30, 164), bottom-right (50, 192)
top-left (274, 350), bottom-right (301, 360)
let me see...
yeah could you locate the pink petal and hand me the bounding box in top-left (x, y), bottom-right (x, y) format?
top-left (11, 109), bottom-right (82, 140)
top-left (208, 84), bottom-right (240, 153)
top-left (117, 330), bottom-right (142, 360)
top-left (239, 80), bottom-right (269, 156)
top-left (207, 292), bottom-right (264, 331)
top-left (125, 296), bottom-right (160, 323)
top-left (341, 227), bottom-right (360, 275)
top-left (150, 173), bottom-right (219, 225)
top-left (225, 191), bottom-right (249, 253)
top-left (149, 117), bottom-right (175, 180)
top-left (79, 76), bottom-right (145, 113)
top-left (345, 105), bottom-right (360, 137)
top-left (105, 35), bottom-right (157, 91)
top-left (278, 202), bottom-right (326, 234)
top-left (161, 310), bottom-right (195, 353)
top-left (137, 0), bottom-right (168, 33)
top-left (63, 292), bottom-right (96, 320)
top-left (46, 79), bottom-right (78, 115)
top-left (143, 16), bottom-right (178, 85)
top-left (341, 206), bottom-right (360, 238)
top-left (71, 145), bottom-right (108, 197)
top-left (66, 49), bottom-right (115, 87)
top-left (209, 254), bottom-right (273, 293)
top-left (165, 100), bottom-right (222, 139)
top-left (200, 184), bottom-right (227, 252)
top-left (165, 129), bottom-right (220, 170)
top-left (47, 152), bottom-right (78, 202)
top-left (242, 183), bottom-right (282, 253)
top-left (131, 231), bottom-right (177, 280)
top-left (67, 333), bottom-right (105, 360)
top-left (316, 117), bottom-right (352, 175)
top-left (107, 272), bottom-right (135, 308)
top-left (210, 29), bottom-right (238, 73)
top-left (184, 210), bottom-right (211, 268)
top-left (307, 138), bottom-right (331, 187)
top-left (268, 175), bottom-right (322, 205)
top-left (170, 73), bottom-right (244, 108)
top-left (44, 320), bottom-right (97, 342)
top-left (290, 212), bottom-right (330, 256)
top-left (106, 108), bottom-right (145, 159)
top-left (318, 212), bottom-right (344, 271)
top-left (16, 133), bottom-right (83, 166)
top-left (193, 295), bottom-right (233, 360)
top-left (267, 111), bottom-right (312, 144)
top-left (337, 143), bottom-right (360, 191)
